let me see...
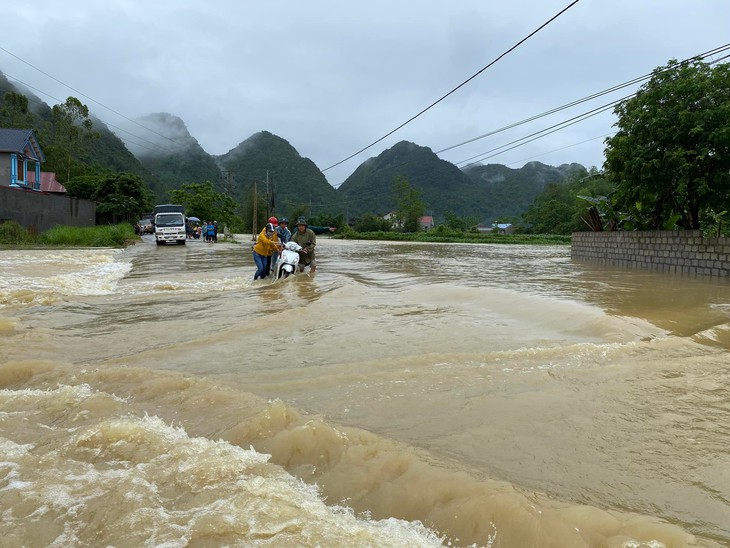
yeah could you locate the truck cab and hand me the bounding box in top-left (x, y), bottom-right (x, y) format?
top-left (153, 205), bottom-right (186, 245)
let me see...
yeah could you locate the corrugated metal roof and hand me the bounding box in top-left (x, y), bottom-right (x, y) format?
top-left (26, 171), bottom-right (67, 193)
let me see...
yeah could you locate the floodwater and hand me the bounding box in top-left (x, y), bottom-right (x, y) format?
top-left (1, 235), bottom-right (729, 547)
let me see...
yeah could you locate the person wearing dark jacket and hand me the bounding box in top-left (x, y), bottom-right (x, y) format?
top-left (290, 217), bottom-right (317, 272)
top-left (308, 225), bottom-right (336, 235)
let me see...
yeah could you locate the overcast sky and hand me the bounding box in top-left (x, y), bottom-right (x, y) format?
top-left (3, 1), bottom-right (729, 187)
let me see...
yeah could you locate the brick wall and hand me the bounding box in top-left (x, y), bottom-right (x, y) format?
top-left (571, 230), bottom-right (730, 278)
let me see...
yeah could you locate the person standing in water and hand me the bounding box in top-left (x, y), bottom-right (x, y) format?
top-left (252, 222), bottom-right (280, 280)
top-left (290, 216), bottom-right (317, 273)
top-left (271, 217), bottom-right (291, 273)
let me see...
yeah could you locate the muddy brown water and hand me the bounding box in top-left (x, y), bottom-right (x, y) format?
top-left (1, 236), bottom-right (728, 547)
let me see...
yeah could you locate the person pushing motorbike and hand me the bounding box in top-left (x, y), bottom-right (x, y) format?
top-left (290, 216), bottom-right (317, 272)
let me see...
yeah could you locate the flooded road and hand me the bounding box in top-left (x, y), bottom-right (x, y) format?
top-left (1, 235), bottom-right (729, 547)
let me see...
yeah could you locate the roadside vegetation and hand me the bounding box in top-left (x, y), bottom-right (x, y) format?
top-left (336, 228), bottom-right (570, 245)
top-left (0, 221), bottom-right (136, 247)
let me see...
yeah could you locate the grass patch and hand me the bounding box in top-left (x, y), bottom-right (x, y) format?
top-left (0, 221), bottom-right (137, 247)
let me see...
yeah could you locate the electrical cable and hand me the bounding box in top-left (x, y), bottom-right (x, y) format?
top-left (0, 45), bottom-right (187, 147)
top-left (354, 45), bottom-right (730, 180)
top-left (3, 73), bottom-right (179, 155)
top-left (321, 0), bottom-right (582, 172)
top-left (460, 102), bottom-right (618, 168)
top-left (453, 50), bottom-right (730, 166)
top-left (436, 43), bottom-right (730, 156)
top-left (502, 132), bottom-right (615, 168)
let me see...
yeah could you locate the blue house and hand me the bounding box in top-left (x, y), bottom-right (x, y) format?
top-left (0, 128), bottom-right (46, 190)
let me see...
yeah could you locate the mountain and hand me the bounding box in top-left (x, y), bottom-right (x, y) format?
top-left (217, 131), bottom-right (341, 216)
top-left (337, 141), bottom-right (487, 220)
top-left (3, 68), bottom-right (591, 223)
top-left (462, 161), bottom-right (587, 220)
top-left (0, 70), bottom-right (155, 190)
top-left (118, 112), bottom-right (223, 198)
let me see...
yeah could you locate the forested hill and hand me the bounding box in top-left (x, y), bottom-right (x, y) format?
top-left (217, 131), bottom-right (341, 215)
top-left (337, 140), bottom-right (486, 220)
top-left (0, 70), bottom-right (158, 194)
top-left (3, 68), bottom-right (590, 222)
top-left (462, 161), bottom-right (587, 220)
top-left (120, 112), bottom-right (223, 198)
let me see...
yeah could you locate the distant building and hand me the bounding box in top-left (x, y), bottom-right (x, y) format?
top-left (382, 211), bottom-right (400, 229)
top-left (476, 223), bottom-right (514, 234)
top-left (493, 223), bottom-right (514, 235)
top-left (383, 212), bottom-right (435, 230)
top-left (0, 128), bottom-right (46, 189)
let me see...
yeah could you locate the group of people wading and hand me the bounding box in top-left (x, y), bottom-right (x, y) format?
top-left (252, 216), bottom-right (319, 280)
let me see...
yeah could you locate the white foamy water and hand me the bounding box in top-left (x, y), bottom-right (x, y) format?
top-left (0, 384), bottom-right (446, 547)
top-left (0, 249), bottom-right (131, 308)
top-left (1, 236), bottom-right (729, 547)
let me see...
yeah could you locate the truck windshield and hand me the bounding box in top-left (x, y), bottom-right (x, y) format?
top-left (156, 214), bottom-right (184, 227)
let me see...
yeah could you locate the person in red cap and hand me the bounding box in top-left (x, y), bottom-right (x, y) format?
top-left (253, 222), bottom-right (280, 280)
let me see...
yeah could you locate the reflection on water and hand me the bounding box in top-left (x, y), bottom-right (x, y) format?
top-left (1, 236), bottom-right (729, 547)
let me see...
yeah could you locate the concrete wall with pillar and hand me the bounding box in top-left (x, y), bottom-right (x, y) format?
top-left (0, 186), bottom-right (96, 233)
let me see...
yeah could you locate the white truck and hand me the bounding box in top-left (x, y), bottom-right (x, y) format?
top-left (153, 204), bottom-right (186, 245)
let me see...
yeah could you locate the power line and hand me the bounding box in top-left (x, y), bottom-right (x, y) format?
top-left (503, 132), bottom-right (615, 168)
top-left (436, 43), bottom-right (730, 156)
top-left (0, 45), bottom-right (187, 147)
top-left (321, 0), bottom-right (582, 172)
top-left (341, 44), bottom-right (730, 180)
top-left (3, 73), bottom-right (176, 155)
top-left (460, 103), bottom-right (619, 168)
top-left (454, 50), bottom-right (730, 167)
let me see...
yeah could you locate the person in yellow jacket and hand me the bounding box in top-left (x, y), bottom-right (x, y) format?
top-left (253, 222), bottom-right (280, 280)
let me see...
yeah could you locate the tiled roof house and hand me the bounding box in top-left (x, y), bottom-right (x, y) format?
top-left (0, 128), bottom-right (46, 190)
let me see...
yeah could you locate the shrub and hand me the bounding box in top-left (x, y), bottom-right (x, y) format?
top-left (0, 221), bottom-right (37, 245)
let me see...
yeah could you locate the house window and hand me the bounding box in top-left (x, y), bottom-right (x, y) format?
top-left (10, 153), bottom-right (18, 185)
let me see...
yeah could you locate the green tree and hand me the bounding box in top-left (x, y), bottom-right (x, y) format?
top-left (392, 175), bottom-right (425, 232)
top-left (604, 58), bottom-right (730, 229)
top-left (0, 91), bottom-right (33, 128)
top-left (522, 170), bottom-right (614, 234)
top-left (444, 211), bottom-right (478, 231)
top-left (169, 181), bottom-right (238, 228)
top-left (522, 183), bottom-right (576, 234)
top-left (308, 213), bottom-right (345, 230)
top-left (353, 213), bottom-right (392, 232)
top-left (64, 174), bottom-right (104, 200)
top-left (95, 173), bottom-right (154, 224)
top-left (45, 97), bottom-right (99, 183)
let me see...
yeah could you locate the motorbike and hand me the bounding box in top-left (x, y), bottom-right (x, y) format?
top-left (273, 241), bottom-right (303, 280)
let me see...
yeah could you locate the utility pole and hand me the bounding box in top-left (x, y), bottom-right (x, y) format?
top-left (221, 170), bottom-right (234, 197)
top-left (251, 179), bottom-right (257, 240)
top-left (265, 171), bottom-right (272, 218)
